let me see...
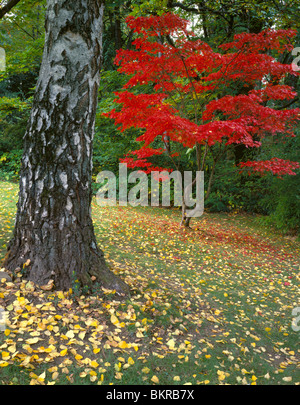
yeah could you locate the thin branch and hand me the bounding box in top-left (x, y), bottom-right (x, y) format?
top-left (13, 20), bottom-right (35, 39)
top-left (167, 0), bottom-right (231, 23)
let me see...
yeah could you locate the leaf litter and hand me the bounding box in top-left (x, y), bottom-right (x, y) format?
top-left (0, 183), bottom-right (299, 385)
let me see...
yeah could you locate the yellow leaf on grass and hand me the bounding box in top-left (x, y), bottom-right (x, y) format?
top-left (111, 314), bottom-right (119, 325)
top-left (52, 372), bottom-right (59, 380)
top-left (65, 330), bottom-right (75, 339)
top-left (151, 375), bottom-right (159, 384)
top-left (8, 345), bottom-right (16, 354)
top-left (60, 349), bottom-right (68, 356)
top-left (1, 352), bottom-right (10, 360)
top-left (119, 341), bottom-right (129, 349)
top-left (167, 339), bottom-right (176, 349)
top-left (26, 337), bottom-right (40, 344)
top-left (142, 367), bottom-right (150, 374)
top-left (78, 331), bottom-right (86, 340)
top-left (38, 371), bottom-right (46, 382)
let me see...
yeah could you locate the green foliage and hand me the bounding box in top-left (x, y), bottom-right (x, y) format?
top-left (258, 134), bottom-right (300, 234)
top-left (265, 187), bottom-right (300, 234)
top-left (0, 1), bottom-right (44, 180)
top-left (205, 158), bottom-right (271, 214)
top-left (0, 96), bottom-right (32, 180)
top-left (0, 1), bottom-right (45, 78)
top-left (129, 0), bottom-right (170, 16)
top-left (0, 149), bottom-right (22, 181)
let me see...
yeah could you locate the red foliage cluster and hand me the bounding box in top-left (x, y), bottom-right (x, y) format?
top-left (104, 13), bottom-right (299, 177)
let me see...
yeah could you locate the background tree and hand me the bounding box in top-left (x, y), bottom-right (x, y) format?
top-left (105, 13), bottom-right (299, 226)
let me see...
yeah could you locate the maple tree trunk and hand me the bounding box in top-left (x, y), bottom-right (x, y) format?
top-left (3, 0), bottom-right (129, 294)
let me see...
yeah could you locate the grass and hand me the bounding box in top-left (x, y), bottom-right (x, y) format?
top-left (0, 180), bottom-right (299, 385)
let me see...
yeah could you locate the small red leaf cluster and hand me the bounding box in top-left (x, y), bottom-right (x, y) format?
top-left (239, 158), bottom-right (300, 177)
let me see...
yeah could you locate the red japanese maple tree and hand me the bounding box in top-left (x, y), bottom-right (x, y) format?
top-left (104, 13), bottom-right (300, 225)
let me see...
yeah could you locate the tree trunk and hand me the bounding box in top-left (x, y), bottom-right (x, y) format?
top-left (3, 0), bottom-right (129, 295)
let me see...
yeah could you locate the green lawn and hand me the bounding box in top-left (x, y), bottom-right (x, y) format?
top-left (0, 181), bottom-right (299, 385)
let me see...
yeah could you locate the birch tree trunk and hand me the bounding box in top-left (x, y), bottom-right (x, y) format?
top-left (3, 0), bottom-right (129, 294)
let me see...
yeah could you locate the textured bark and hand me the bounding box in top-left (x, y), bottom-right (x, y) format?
top-left (3, 0), bottom-right (129, 295)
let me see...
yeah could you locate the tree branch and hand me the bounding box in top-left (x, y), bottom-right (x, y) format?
top-left (277, 97), bottom-right (299, 110)
top-left (0, 0), bottom-right (21, 19)
top-left (167, 0), bottom-right (231, 23)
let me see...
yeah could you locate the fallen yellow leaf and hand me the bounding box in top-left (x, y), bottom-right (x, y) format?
top-left (119, 341), bottom-right (129, 349)
top-left (111, 314), bottom-right (119, 325)
top-left (52, 372), bottom-right (59, 380)
top-left (40, 279), bottom-right (54, 291)
top-left (65, 330), bottom-right (75, 339)
top-left (128, 357), bottom-right (135, 365)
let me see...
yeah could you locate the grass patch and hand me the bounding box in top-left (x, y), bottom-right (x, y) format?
top-left (0, 181), bottom-right (299, 385)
